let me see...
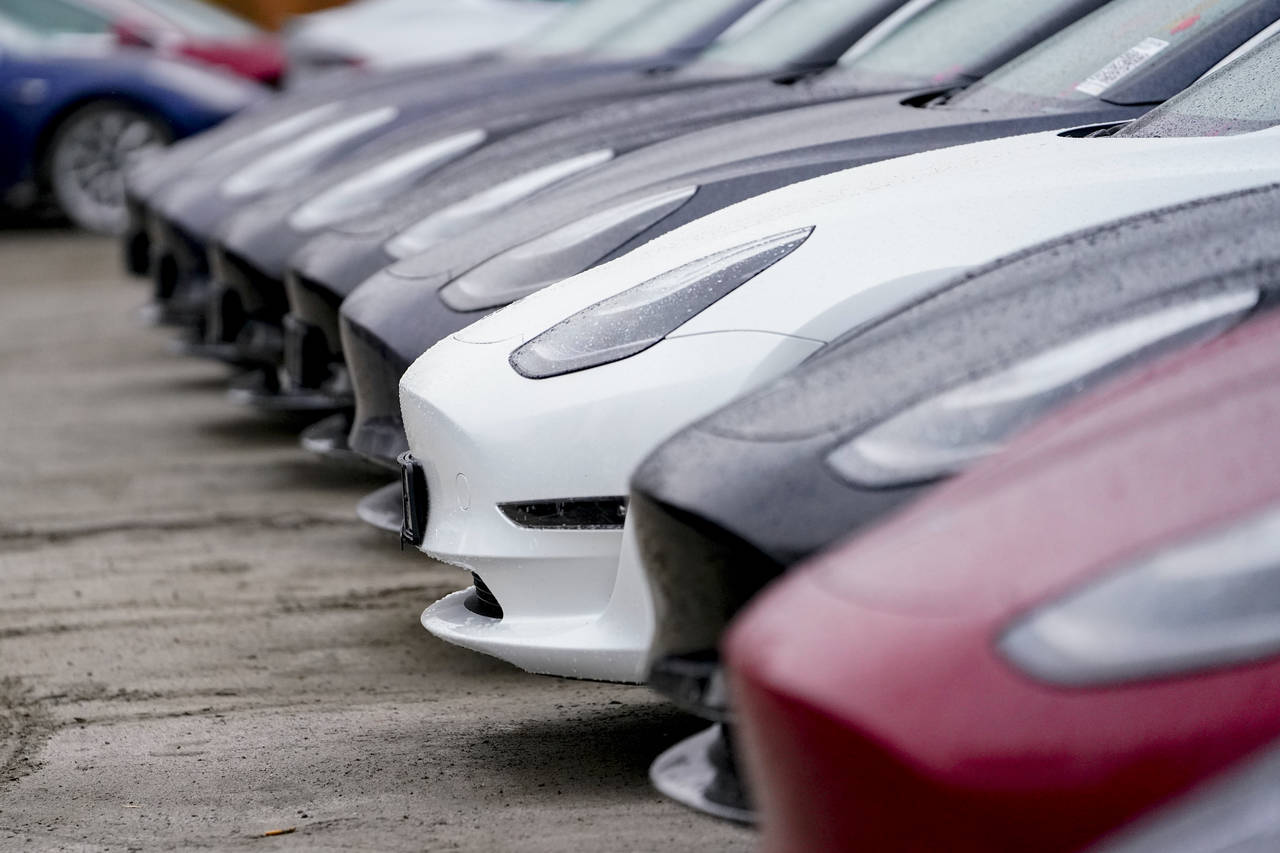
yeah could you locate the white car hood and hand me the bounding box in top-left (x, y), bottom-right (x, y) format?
top-left (455, 124), bottom-right (1280, 348)
top-left (287, 0), bottom-right (560, 67)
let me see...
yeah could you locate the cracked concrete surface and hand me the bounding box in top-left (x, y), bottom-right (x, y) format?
top-left (0, 230), bottom-right (752, 852)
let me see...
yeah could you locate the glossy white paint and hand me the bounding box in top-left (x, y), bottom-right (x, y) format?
top-left (404, 123), bottom-right (1280, 682)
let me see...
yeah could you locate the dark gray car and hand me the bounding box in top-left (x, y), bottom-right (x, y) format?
top-left (192, 0), bottom-right (925, 379)
top-left (276, 0), bottom-right (1111, 428)
top-left (135, 0), bottom-right (776, 326)
top-left (121, 0), bottom-right (674, 278)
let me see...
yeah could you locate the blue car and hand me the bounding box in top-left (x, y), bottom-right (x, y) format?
top-left (0, 14), bottom-right (263, 233)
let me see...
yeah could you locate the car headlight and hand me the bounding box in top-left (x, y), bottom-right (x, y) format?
top-left (826, 289), bottom-right (1260, 488)
top-left (222, 106), bottom-right (399, 199)
top-left (510, 227), bottom-right (813, 380)
top-left (288, 128), bottom-right (487, 232)
top-left (439, 185), bottom-right (698, 312)
top-left (383, 148), bottom-right (615, 259)
top-left (1001, 504), bottom-right (1280, 686)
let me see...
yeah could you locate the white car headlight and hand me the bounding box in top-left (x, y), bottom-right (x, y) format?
top-left (510, 227), bottom-right (813, 379)
top-left (383, 148), bottom-right (615, 259)
top-left (826, 289), bottom-right (1260, 488)
top-left (1002, 504), bottom-right (1280, 686)
top-left (222, 105), bottom-right (399, 199)
top-left (439, 185), bottom-right (698, 312)
top-left (288, 128), bottom-right (487, 231)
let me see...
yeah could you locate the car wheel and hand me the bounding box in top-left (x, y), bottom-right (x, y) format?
top-left (47, 102), bottom-right (169, 235)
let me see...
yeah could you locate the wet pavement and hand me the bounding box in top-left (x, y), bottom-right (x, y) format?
top-left (0, 229), bottom-right (751, 852)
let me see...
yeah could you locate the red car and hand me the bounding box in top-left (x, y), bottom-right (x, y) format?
top-left (67, 0), bottom-right (285, 84)
top-left (725, 309), bottom-right (1280, 852)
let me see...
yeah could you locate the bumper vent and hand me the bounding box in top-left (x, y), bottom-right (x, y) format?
top-left (498, 498), bottom-right (628, 530)
top-left (464, 573), bottom-right (504, 619)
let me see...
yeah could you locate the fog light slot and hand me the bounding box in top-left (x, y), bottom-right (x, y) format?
top-left (498, 498), bottom-right (627, 530)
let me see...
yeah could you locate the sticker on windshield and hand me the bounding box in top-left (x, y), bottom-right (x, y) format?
top-left (1075, 37), bottom-right (1170, 96)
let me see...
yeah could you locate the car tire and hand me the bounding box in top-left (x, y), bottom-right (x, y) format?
top-left (47, 101), bottom-right (169, 235)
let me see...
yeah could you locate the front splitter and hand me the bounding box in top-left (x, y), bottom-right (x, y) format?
top-left (650, 724), bottom-right (755, 825)
top-left (356, 481), bottom-right (403, 533)
top-left (420, 588), bottom-right (650, 683)
top-left (226, 370), bottom-right (350, 414)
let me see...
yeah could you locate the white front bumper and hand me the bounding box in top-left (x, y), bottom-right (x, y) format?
top-left (402, 328), bottom-right (822, 682)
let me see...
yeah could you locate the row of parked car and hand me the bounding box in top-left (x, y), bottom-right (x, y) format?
top-left (0, 0), bottom-right (573, 231)
top-left (93, 0), bottom-right (1280, 848)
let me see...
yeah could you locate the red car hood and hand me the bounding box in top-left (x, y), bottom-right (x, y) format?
top-left (177, 35), bottom-right (285, 85)
top-left (727, 310), bottom-right (1280, 852)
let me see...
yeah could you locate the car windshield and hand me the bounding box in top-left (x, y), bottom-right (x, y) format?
top-left (0, 0), bottom-right (112, 35)
top-left (126, 0), bottom-right (258, 38)
top-left (695, 0), bottom-right (881, 69)
top-left (593, 0), bottom-right (756, 59)
top-left (950, 0), bottom-right (1255, 113)
top-left (1120, 30), bottom-right (1280, 135)
top-left (519, 0), bottom-right (670, 55)
top-left (838, 0), bottom-right (1104, 89)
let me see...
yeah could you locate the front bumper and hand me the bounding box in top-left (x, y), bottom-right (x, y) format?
top-left (419, 519), bottom-right (656, 683)
top-left (279, 268), bottom-right (354, 406)
top-left (339, 268), bottom-right (459, 469)
top-left (399, 328), bottom-right (822, 682)
top-left (632, 422), bottom-right (926, 670)
top-left (203, 244), bottom-right (291, 368)
top-left (147, 214), bottom-right (210, 328)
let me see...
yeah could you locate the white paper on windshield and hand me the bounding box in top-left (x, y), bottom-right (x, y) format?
top-left (1076, 36), bottom-right (1170, 96)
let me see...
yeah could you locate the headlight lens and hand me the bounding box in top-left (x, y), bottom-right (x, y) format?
top-left (288, 128), bottom-right (487, 231)
top-left (439, 185), bottom-right (697, 312)
top-left (826, 289), bottom-right (1259, 488)
top-left (383, 148), bottom-right (615, 259)
top-left (510, 227), bottom-right (813, 380)
top-left (1001, 504), bottom-right (1280, 686)
top-left (222, 106), bottom-right (399, 199)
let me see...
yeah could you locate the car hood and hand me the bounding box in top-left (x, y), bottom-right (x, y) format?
top-left (378, 91), bottom-right (1135, 293)
top-left (453, 124), bottom-right (1280, 348)
top-left (285, 2), bottom-right (562, 66)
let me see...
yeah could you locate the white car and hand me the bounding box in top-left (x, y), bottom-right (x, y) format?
top-left (283, 0), bottom-right (568, 84)
top-left (400, 88), bottom-right (1280, 683)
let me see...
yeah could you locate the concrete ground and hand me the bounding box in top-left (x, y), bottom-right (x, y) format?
top-left (0, 230), bottom-right (753, 852)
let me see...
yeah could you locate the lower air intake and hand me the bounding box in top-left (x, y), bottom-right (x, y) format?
top-left (464, 573), bottom-right (503, 619)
